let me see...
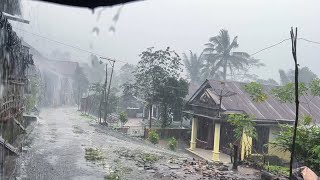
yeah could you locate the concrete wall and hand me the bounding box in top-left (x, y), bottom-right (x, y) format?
top-left (268, 126), bottom-right (291, 162)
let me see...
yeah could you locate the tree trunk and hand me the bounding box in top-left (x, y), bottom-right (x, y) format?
top-left (223, 63), bottom-right (227, 80)
top-left (149, 104), bottom-right (152, 129)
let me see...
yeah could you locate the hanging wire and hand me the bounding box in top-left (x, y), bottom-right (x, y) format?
top-left (11, 26), bottom-right (128, 64)
top-left (250, 38), bottom-right (291, 56)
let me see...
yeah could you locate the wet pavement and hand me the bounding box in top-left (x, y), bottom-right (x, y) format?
top-left (14, 106), bottom-right (260, 180)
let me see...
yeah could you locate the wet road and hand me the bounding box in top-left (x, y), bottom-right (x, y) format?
top-left (15, 107), bottom-right (183, 180)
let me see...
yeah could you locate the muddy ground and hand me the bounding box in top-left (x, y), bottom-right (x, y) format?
top-left (12, 107), bottom-right (260, 180)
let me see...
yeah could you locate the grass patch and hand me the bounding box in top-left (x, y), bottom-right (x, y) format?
top-left (142, 153), bottom-right (159, 163)
top-left (85, 148), bottom-right (105, 162)
top-left (264, 165), bottom-right (289, 176)
top-left (80, 113), bottom-right (96, 120)
top-left (105, 172), bottom-right (120, 180)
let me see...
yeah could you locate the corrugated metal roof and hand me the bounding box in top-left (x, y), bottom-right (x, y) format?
top-left (204, 79), bottom-right (320, 123)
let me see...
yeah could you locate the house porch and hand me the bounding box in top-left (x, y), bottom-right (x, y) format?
top-left (186, 148), bottom-right (231, 163)
top-left (189, 116), bottom-right (253, 162)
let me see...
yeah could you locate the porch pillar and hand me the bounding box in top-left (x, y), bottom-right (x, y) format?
top-left (240, 130), bottom-right (252, 160)
top-left (212, 122), bottom-right (221, 161)
top-left (190, 117), bottom-right (198, 150)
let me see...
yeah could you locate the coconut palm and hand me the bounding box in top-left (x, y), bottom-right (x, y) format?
top-left (203, 29), bottom-right (252, 80)
top-left (183, 51), bottom-right (204, 84)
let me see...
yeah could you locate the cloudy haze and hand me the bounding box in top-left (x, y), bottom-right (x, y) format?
top-left (12, 0), bottom-right (320, 82)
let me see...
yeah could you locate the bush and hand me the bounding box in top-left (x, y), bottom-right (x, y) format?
top-left (118, 111), bottom-right (128, 126)
top-left (270, 116), bottom-right (320, 174)
top-left (147, 130), bottom-right (159, 144)
top-left (264, 165), bottom-right (289, 176)
top-left (168, 137), bottom-right (177, 151)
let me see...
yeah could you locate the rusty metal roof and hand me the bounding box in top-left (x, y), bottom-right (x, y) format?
top-left (192, 79), bottom-right (320, 123)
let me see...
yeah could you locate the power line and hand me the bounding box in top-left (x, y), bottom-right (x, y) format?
top-left (12, 26), bottom-right (320, 60)
top-left (250, 37), bottom-right (320, 56)
top-left (12, 26), bottom-right (128, 64)
top-left (250, 38), bottom-right (291, 56)
top-left (298, 38), bottom-right (320, 45)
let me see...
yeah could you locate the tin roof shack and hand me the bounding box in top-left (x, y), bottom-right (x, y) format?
top-left (184, 79), bottom-right (320, 163)
top-left (0, 12), bottom-right (34, 169)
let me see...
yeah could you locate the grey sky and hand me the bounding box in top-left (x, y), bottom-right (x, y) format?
top-left (13, 0), bottom-right (320, 82)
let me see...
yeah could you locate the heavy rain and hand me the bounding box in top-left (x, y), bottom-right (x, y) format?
top-left (0, 0), bottom-right (320, 179)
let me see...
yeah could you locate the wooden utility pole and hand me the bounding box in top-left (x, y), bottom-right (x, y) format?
top-left (289, 27), bottom-right (299, 179)
top-left (99, 63), bottom-right (108, 123)
top-left (104, 60), bottom-right (115, 124)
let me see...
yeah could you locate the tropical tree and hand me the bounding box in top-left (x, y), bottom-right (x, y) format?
top-left (203, 29), bottom-right (261, 80)
top-left (134, 47), bottom-right (183, 128)
top-left (158, 77), bottom-right (188, 128)
top-left (279, 66), bottom-right (317, 85)
top-left (118, 63), bottom-right (136, 86)
top-left (73, 66), bottom-right (89, 109)
top-left (183, 51), bottom-right (204, 84)
top-left (257, 78), bottom-right (279, 86)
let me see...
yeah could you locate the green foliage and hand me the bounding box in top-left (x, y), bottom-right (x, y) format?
top-left (117, 63), bottom-right (136, 86)
top-left (279, 67), bottom-right (317, 85)
top-left (270, 116), bottom-right (320, 174)
top-left (85, 148), bottom-right (105, 161)
top-left (202, 29), bottom-right (262, 80)
top-left (73, 66), bottom-right (89, 105)
top-left (147, 130), bottom-right (159, 144)
top-left (256, 79), bottom-right (279, 86)
top-left (105, 173), bottom-right (120, 180)
top-left (309, 78), bottom-right (320, 96)
top-left (142, 153), bottom-right (159, 163)
top-left (168, 137), bottom-right (177, 151)
top-left (134, 47), bottom-right (184, 128)
top-left (271, 83), bottom-right (308, 103)
top-left (244, 82), bottom-right (268, 102)
top-left (134, 47), bottom-right (183, 104)
top-left (118, 111), bottom-right (128, 126)
top-left (25, 95), bottom-right (36, 113)
top-left (227, 114), bottom-right (257, 141)
top-left (159, 78), bottom-right (189, 128)
top-left (264, 165), bottom-right (289, 176)
top-left (183, 51), bottom-right (204, 83)
top-left (25, 77), bottom-right (43, 113)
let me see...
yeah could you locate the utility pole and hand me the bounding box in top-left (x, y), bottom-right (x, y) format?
top-left (104, 60), bottom-right (115, 124)
top-left (99, 63), bottom-right (108, 123)
top-left (289, 27), bottom-right (299, 179)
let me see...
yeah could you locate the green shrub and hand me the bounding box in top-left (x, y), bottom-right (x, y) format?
top-left (264, 165), bottom-right (289, 176)
top-left (147, 130), bottom-right (159, 144)
top-left (168, 137), bottom-right (177, 151)
top-left (118, 111), bottom-right (128, 126)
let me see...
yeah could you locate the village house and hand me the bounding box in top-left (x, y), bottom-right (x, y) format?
top-left (184, 79), bottom-right (320, 163)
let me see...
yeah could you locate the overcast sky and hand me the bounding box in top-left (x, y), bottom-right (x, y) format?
top-left (12, 0), bottom-right (320, 82)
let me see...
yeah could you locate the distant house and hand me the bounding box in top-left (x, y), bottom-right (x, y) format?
top-left (22, 41), bottom-right (78, 106)
top-left (184, 79), bottom-right (320, 162)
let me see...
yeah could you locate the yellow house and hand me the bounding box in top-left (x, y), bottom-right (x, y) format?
top-left (184, 79), bottom-right (320, 162)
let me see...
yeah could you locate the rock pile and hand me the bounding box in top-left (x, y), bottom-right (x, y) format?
top-left (114, 149), bottom-right (260, 179)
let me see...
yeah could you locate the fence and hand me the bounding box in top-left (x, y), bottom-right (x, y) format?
top-left (144, 128), bottom-right (191, 141)
top-left (116, 125), bottom-right (145, 137)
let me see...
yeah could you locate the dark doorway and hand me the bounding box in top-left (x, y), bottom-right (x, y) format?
top-left (252, 126), bottom-right (270, 154)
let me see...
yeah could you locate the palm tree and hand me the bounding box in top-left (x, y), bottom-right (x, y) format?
top-left (183, 51), bottom-right (204, 84)
top-left (203, 29), bottom-right (251, 80)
